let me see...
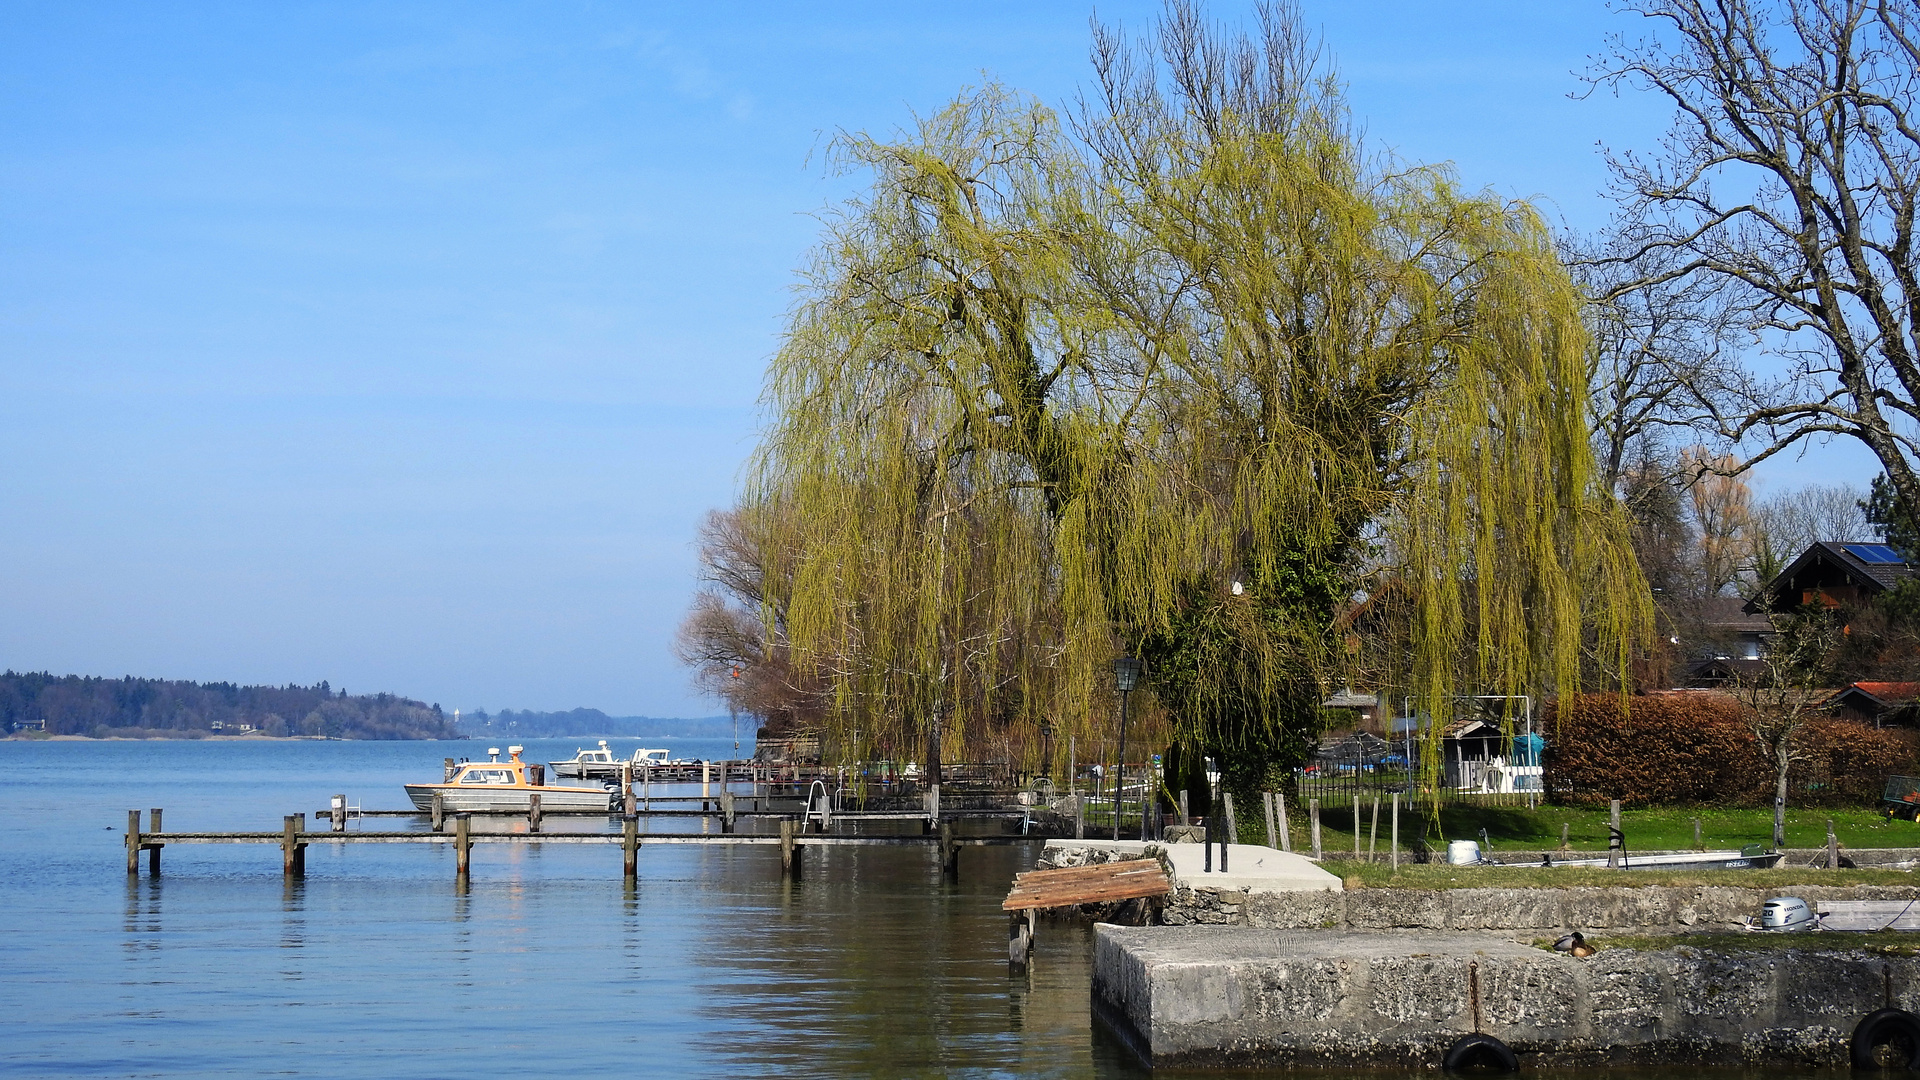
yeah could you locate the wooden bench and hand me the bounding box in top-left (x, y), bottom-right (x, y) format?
top-left (1002, 859), bottom-right (1173, 968)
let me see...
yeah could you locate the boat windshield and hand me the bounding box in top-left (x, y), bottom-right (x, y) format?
top-left (460, 769), bottom-right (515, 785)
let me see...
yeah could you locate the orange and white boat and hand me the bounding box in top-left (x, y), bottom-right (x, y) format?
top-left (404, 745), bottom-right (615, 812)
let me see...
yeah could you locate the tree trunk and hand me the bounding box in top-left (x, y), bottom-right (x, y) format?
top-left (1773, 756), bottom-right (1789, 850)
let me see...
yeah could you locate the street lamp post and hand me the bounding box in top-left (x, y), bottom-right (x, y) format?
top-left (1112, 656), bottom-right (1143, 841)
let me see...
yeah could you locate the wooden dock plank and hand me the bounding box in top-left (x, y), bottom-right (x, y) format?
top-left (1002, 859), bottom-right (1171, 910)
top-left (144, 831), bottom-right (1031, 847)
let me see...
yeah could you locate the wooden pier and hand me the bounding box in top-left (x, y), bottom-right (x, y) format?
top-left (125, 808), bottom-right (1037, 882)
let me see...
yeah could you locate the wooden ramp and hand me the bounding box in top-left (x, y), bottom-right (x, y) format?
top-left (1002, 859), bottom-right (1172, 912)
top-left (1817, 899), bottom-right (1920, 931)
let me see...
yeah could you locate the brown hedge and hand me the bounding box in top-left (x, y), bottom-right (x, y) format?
top-left (1542, 692), bottom-right (1920, 808)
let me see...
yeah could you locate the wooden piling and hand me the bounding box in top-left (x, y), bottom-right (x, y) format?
top-left (1608, 799), bottom-right (1622, 870)
top-left (148, 808), bottom-right (163, 875)
top-left (1277, 796), bottom-right (1291, 853)
top-left (331, 795), bottom-right (346, 833)
top-left (1368, 797), bottom-right (1380, 863)
top-left (1560, 822), bottom-right (1570, 852)
top-left (1693, 817), bottom-right (1704, 851)
top-left (779, 818), bottom-right (796, 878)
top-left (1009, 909), bottom-right (1034, 970)
top-left (1829, 819), bottom-right (1841, 868)
top-left (622, 814), bottom-right (638, 880)
top-left (281, 814), bottom-right (305, 877)
top-left (443, 757), bottom-right (456, 782)
top-left (430, 791), bottom-right (444, 832)
top-left (701, 760), bottom-right (711, 813)
top-left (1353, 796), bottom-right (1361, 861)
top-left (529, 792), bottom-right (542, 833)
top-left (939, 820), bottom-right (958, 878)
top-left (720, 787), bottom-right (735, 833)
top-left (455, 813), bottom-right (471, 878)
top-left (1309, 799), bottom-right (1322, 861)
top-left (1178, 790), bottom-right (1190, 826)
top-left (1221, 792), bottom-right (1237, 846)
top-left (1073, 794), bottom-right (1084, 840)
top-left (126, 809), bottom-right (141, 875)
top-left (1262, 792), bottom-right (1277, 849)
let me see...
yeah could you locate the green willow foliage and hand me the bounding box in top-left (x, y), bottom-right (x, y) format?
top-left (744, 4), bottom-right (1650, 785)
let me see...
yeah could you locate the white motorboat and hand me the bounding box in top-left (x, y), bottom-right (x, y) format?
top-left (406, 746), bottom-right (615, 812)
top-left (549, 743), bottom-right (683, 780)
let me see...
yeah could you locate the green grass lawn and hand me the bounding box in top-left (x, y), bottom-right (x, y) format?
top-left (1259, 801), bottom-right (1920, 855)
top-left (1333, 862), bottom-right (1919, 890)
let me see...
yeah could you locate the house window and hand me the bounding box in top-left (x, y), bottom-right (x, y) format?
top-left (1744, 640), bottom-right (1760, 660)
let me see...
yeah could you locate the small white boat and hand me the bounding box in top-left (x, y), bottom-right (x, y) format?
top-left (548, 742), bottom-right (683, 780)
top-left (549, 740), bottom-right (619, 779)
top-left (406, 746), bottom-right (614, 812)
top-left (1525, 849), bottom-right (1783, 871)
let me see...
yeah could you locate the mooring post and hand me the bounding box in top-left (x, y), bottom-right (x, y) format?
top-left (1262, 792), bottom-right (1276, 849)
top-left (622, 813), bottom-right (638, 880)
top-left (624, 774), bottom-right (637, 818)
top-left (1608, 799), bottom-right (1622, 870)
top-left (779, 818), bottom-right (796, 879)
top-left (454, 812), bottom-right (471, 878)
top-left (443, 757), bottom-right (456, 782)
top-left (1829, 819), bottom-right (1841, 868)
top-left (1222, 791), bottom-right (1237, 846)
top-left (1179, 789), bottom-right (1191, 827)
top-left (1073, 794), bottom-right (1084, 840)
top-left (1009, 909), bottom-right (1034, 971)
top-left (939, 820), bottom-right (958, 878)
top-left (1277, 796), bottom-right (1292, 853)
top-left (643, 763), bottom-right (651, 813)
top-left (331, 795), bottom-right (346, 833)
top-left (1693, 817), bottom-right (1703, 851)
top-left (281, 815), bottom-right (303, 878)
top-left (720, 787), bottom-right (735, 833)
top-left (1560, 822), bottom-right (1570, 852)
top-left (431, 790), bottom-right (444, 833)
top-left (126, 809), bottom-right (141, 875)
top-left (1390, 792), bottom-right (1400, 871)
top-left (529, 792), bottom-right (542, 833)
top-left (1309, 799), bottom-right (1322, 861)
top-left (147, 808), bottom-right (163, 875)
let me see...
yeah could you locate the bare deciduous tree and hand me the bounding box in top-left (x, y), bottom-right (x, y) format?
top-left (1727, 612), bottom-right (1841, 847)
top-left (1591, 0), bottom-right (1920, 517)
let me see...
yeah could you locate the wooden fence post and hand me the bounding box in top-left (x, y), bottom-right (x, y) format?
top-left (1828, 819), bottom-right (1841, 869)
top-left (1608, 799), bottom-right (1622, 870)
top-left (1222, 791), bottom-right (1237, 846)
top-left (1262, 792), bottom-right (1277, 849)
top-left (1310, 799), bottom-right (1322, 861)
top-left (1353, 796), bottom-right (1362, 861)
top-left (1368, 797), bottom-right (1380, 863)
top-left (1390, 793), bottom-right (1400, 871)
top-left (1277, 796), bottom-right (1292, 853)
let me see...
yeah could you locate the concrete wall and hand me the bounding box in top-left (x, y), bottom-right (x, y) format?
top-left (1163, 882), bottom-right (1920, 932)
top-left (1095, 925), bottom-right (1920, 1068)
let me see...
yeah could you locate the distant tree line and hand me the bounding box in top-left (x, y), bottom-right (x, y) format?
top-left (0, 672), bottom-right (460, 740)
top-left (458, 708), bottom-right (734, 740)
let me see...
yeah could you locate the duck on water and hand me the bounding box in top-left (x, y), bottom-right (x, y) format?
top-left (405, 745), bottom-right (615, 812)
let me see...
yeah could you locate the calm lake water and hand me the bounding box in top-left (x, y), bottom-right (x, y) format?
top-left (0, 738), bottom-right (1853, 1078)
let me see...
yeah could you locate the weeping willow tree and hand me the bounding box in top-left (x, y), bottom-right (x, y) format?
top-left (740, 1), bottom-right (1650, 809)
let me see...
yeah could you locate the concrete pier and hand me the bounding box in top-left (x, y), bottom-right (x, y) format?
top-left (1094, 925), bottom-right (1920, 1069)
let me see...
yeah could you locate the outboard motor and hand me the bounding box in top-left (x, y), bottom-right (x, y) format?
top-left (1761, 896), bottom-right (1816, 931)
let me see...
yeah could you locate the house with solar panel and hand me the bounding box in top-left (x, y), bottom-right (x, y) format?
top-left (1743, 541), bottom-right (1913, 616)
top-left (1680, 541), bottom-right (1913, 689)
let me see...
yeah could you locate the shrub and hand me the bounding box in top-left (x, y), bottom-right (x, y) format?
top-left (1544, 693), bottom-right (1920, 808)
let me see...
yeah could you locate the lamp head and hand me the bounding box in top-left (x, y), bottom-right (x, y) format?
top-left (1113, 655), bottom-right (1143, 693)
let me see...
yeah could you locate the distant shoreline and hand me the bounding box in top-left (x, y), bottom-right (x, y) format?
top-left (5, 733), bottom-right (457, 742)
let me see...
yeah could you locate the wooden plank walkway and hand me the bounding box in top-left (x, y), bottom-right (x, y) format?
top-left (125, 809), bottom-right (1034, 882)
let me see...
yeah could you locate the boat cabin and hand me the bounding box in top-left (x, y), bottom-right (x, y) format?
top-left (452, 746), bottom-right (532, 785)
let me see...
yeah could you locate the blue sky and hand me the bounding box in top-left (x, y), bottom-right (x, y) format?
top-left (0, 2), bottom-right (1877, 717)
